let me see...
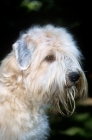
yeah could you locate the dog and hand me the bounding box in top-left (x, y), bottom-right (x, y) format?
top-left (0, 24), bottom-right (87, 140)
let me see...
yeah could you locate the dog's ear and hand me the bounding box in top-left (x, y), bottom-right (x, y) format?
top-left (13, 37), bottom-right (35, 70)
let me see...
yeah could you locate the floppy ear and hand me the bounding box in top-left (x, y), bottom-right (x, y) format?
top-left (13, 38), bottom-right (35, 70)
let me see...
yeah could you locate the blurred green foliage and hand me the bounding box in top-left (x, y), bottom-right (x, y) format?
top-left (21, 0), bottom-right (42, 11)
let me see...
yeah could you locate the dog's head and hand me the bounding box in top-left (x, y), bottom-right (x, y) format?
top-left (13, 25), bottom-right (88, 115)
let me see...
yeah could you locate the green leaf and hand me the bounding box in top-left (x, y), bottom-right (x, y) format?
top-left (21, 0), bottom-right (42, 11)
top-left (62, 127), bottom-right (85, 136)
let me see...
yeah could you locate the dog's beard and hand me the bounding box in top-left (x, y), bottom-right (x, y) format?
top-left (43, 70), bottom-right (87, 116)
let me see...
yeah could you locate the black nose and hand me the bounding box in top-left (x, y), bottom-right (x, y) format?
top-left (69, 72), bottom-right (80, 82)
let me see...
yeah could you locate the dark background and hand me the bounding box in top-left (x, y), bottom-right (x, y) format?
top-left (0, 0), bottom-right (92, 139)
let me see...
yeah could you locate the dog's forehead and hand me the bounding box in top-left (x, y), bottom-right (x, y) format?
top-left (26, 25), bottom-right (76, 50)
top-left (20, 25), bottom-right (81, 60)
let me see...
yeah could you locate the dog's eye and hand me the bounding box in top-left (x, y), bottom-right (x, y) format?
top-left (45, 55), bottom-right (55, 62)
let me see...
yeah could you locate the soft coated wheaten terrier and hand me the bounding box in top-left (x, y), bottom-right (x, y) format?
top-left (0, 25), bottom-right (87, 140)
